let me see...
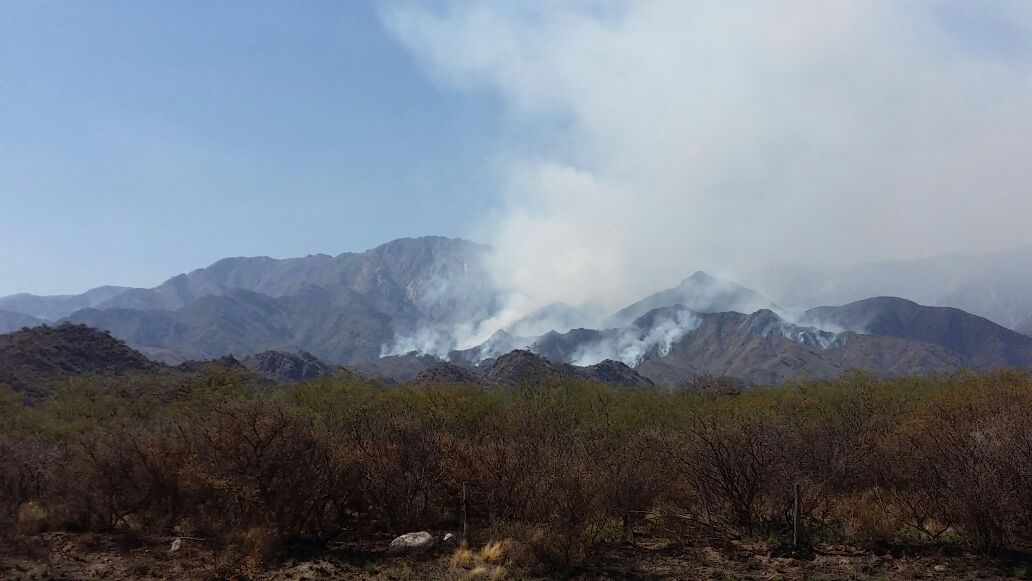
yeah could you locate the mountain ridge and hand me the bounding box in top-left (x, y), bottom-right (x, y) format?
top-left (4, 237), bottom-right (1032, 386)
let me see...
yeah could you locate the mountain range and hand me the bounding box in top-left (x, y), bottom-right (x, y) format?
top-left (3, 236), bottom-right (1032, 387)
top-left (744, 246), bottom-right (1032, 334)
top-left (0, 324), bottom-right (654, 401)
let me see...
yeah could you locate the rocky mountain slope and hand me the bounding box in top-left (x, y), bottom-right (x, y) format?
top-left (5, 237), bottom-right (1032, 387)
top-left (0, 324), bottom-right (163, 401)
top-left (36, 237), bottom-right (502, 365)
top-left (802, 297), bottom-right (1032, 369)
top-left (634, 309), bottom-right (963, 385)
top-left (451, 301), bottom-right (1007, 386)
top-left (240, 350), bottom-right (346, 383)
top-left (482, 350), bottom-right (653, 387)
top-left (0, 323), bottom-right (655, 393)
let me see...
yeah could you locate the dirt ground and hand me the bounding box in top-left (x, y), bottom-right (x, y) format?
top-left (2, 532), bottom-right (1030, 580)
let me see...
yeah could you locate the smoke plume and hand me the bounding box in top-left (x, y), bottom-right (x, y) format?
top-left (382, 1), bottom-right (1032, 324)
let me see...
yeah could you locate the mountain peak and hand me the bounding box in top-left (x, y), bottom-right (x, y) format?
top-left (608, 273), bottom-right (775, 328)
top-left (680, 271), bottom-right (717, 285)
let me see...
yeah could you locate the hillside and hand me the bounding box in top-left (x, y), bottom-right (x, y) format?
top-left (0, 323), bottom-right (162, 401)
top-left (1, 238), bottom-right (500, 366)
top-left (481, 350), bottom-right (652, 387)
top-left (606, 271), bottom-right (776, 327)
top-left (747, 246), bottom-right (1032, 330)
top-left (0, 309), bottom-right (42, 334)
top-left (240, 350), bottom-right (344, 383)
top-left (803, 297), bottom-right (1032, 369)
top-left (4, 238), bottom-right (1032, 386)
top-left (0, 286), bottom-right (129, 321)
top-left (475, 306), bottom-right (966, 386)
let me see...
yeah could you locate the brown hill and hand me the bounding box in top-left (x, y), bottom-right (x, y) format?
top-left (0, 323), bottom-right (162, 401)
top-left (634, 309), bottom-right (962, 385)
top-left (240, 350), bottom-right (343, 383)
top-left (412, 362), bottom-right (482, 385)
top-left (483, 350), bottom-right (653, 387)
top-left (582, 359), bottom-right (654, 387)
top-left (803, 297), bottom-right (1032, 369)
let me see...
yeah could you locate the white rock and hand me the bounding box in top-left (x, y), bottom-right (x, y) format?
top-left (170, 537), bottom-right (183, 553)
top-left (388, 531), bottom-right (435, 556)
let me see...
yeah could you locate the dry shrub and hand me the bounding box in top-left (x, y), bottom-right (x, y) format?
top-left (5, 369), bottom-right (1032, 572)
top-left (882, 379), bottom-right (1032, 552)
top-left (480, 520), bottom-right (589, 569)
top-left (453, 540), bottom-right (512, 579)
top-left (451, 544), bottom-right (475, 568)
top-left (669, 409), bottom-right (791, 540)
top-left (16, 501), bottom-right (48, 534)
top-left (215, 527), bottom-right (278, 579)
top-left (475, 522), bottom-right (538, 567)
top-left (352, 416), bottom-right (446, 533)
top-left (835, 490), bottom-right (903, 545)
top-left (240, 526), bottom-right (280, 563)
top-left (0, 440), bottom-right (69, 532)
top-left (479, 540), bottom-right (510, 564)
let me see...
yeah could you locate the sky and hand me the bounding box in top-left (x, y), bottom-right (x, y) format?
top-left (3, 1), bottom-right (1032, 303)
top-left (0, 1), bottom-right (502, 295)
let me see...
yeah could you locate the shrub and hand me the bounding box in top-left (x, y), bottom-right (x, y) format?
top-left (3, 369), bottom-right (1032, 571)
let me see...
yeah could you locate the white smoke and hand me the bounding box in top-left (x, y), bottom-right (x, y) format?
top-left (382, 1), bottom-right (1032, 320)
top-left (380, 324), bottom-right (457, 358)
top-left (571, 307), bottom-right (700, 367)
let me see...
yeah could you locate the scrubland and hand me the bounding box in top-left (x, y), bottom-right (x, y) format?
top-left (2, 367), bottom-right (1032, 579)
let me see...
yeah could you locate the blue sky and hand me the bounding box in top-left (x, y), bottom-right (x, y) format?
top-left (0, 1), bottom-right (502, 295)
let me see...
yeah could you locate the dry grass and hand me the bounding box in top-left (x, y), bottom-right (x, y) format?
top-left (468, 564), bottom-right (507, 579)
top-left (452, 540), bottom-right (512, 579)
top-left (451, 544), bottom-right (475, 568)
top-left (4, 531), bottom-right (1025, 581)
top-left (479, 540), bottom-right (510, 565)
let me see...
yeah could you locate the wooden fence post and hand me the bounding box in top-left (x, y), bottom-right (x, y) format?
top-left (462, 481), bottom-right (469, 543)
top-left (793, 482), bottom-right (802, 547)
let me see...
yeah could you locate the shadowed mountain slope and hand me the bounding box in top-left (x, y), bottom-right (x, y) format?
top-left (0, 323), bottom-right (163, 401)
top-left (0, 310), bottom-right (42, 335)
top-left (482, 349), bottom-right (653, 387)
top-left (56, 238), bottom-right (490, 365)
top-left (240, 350), bottom-right (343, 383)
top-left (412, 362), bottom-right (482, 385)
top-left (635, 309), bottom-right (964, 385)
top-left (803, 297), bottom-right (1032, 369)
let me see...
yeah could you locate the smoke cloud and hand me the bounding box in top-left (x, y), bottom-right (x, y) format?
top-left (571, 307), bottom-right (700, 367)
top-left (382, 1), bottom-right (1032, 321)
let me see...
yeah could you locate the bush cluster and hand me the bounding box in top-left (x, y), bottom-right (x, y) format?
top-left (2, 367), bottom-right (1032, 571)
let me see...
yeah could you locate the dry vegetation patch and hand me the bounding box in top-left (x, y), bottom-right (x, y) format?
top-left (2, 369), bottom-right (1032, 577)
